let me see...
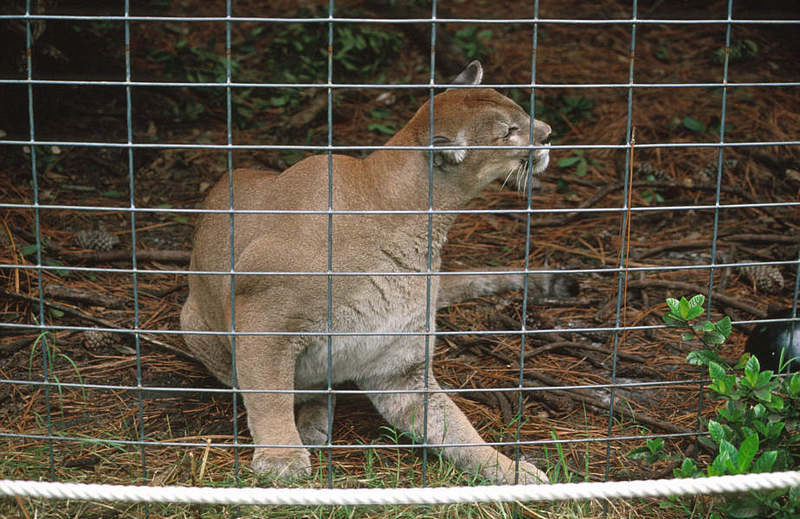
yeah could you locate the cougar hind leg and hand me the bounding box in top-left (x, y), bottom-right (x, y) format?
top-left (180, 296), bottom-right (233, 386)
top-left (295, 393), bottom-right (335, 447)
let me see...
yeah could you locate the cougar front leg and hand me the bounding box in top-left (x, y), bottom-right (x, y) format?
top-left (360, 365), bottom-right (547, 484)
top-left (235, 330), bottom-right (310, 479)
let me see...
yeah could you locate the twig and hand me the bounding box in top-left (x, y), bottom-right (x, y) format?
top-left (0, 289), bottom-right (194, 360)
top-left (525, 371), bottom-right (708, 446)
top-left (0, 336), bottom-right (37, 356)
top-left (624, 279), bottom-right (766, 318)
top-left (638, 234), bottom-right (799, 259)
top-left (0, 468), bottom-right (31, 519)
top-left (524, 341), bottom-right (650, 365)
top-left (44, 283), bottom-right (127, 309)
top-left (521, 179), bottom-right (767, 227)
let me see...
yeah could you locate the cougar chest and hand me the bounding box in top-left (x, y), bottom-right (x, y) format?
top-left (293, 255), bottom-right (441, 389)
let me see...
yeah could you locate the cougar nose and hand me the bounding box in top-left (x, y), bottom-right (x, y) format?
top-left (540, 122), bottom-right (552, 144)
top-left (533, 120), bottom-right (552, 145)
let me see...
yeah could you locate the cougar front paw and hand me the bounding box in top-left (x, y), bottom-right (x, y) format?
top-left (514, 459), bottom-right (548, 484)
top-left (482, 458), bottom-right (548, 485)
top-left (251, 448), bottom-right (312, 480)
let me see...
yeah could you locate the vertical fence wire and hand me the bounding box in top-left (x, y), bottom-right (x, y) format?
top-left (707, 0), bottom-right (735, 317)
top-left (515, 0), bottom-right (541, 485)
top-left (24, 0), bottom-right (55, 483)
top-left (421, 0), bottom-right (440, 489)
top-left (326, 0), bottom-right (336, 490)
top-left (603, 0), bottom-right (638, 484)
top-left (790, 250), bottom-right (800, 374)
top-left (123, 0), bottom-right (147, 492)
top-left (225, 0), bottom-right (241, 485)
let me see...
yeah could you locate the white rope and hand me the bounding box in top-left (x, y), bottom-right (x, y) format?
top-left (2, 471), bottom-right (798, 506)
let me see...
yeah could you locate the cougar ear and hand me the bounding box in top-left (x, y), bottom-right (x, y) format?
top-left (450, 60), bottom-right (483, 86)
top-left (432, 134), bottom-right (467, 167)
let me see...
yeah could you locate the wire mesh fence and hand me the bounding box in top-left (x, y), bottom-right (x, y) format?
top-left (1, 0), bottom-right (799, 517)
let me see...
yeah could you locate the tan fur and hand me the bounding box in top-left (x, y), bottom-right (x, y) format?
top-left (181, 62), bottom-right (552, 484)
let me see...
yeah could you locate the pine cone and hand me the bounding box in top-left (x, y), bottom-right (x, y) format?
top-left (75, 230), bottom-right (120, 251)
top-left (634, 162), bottom-right (672, 181)
top-left (83, 329), bottom-right (116, 350)
top-left (740, 265), bottom-right (784, 294)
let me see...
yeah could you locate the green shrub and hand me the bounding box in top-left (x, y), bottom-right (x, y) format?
top-left (663, 295), bottom-right (799, 518)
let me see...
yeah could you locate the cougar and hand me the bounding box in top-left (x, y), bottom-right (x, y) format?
top-left (180, 61), bottom-right (564, 485)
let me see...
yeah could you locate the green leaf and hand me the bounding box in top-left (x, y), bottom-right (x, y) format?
top-left (765, 394), bottom-right (784, 410)
top-left (663, 312), bottom-right (685, 326)
top-left (736, 433), bottom-right (759, 473)
top-left (647, 437), bottom-right (664, 454)
top-left (709, 420), bottom-right (725, 443)
top-left (789, 373), bottom-right (800, 396)
top-left (719, 439), bottom-right (738, 472)
top-left (734, 353), bottom-right (751, 370)
top-left (688, 294), bottom-right (705, 308)
top-left (367, 123), bottom-right (396, 135)
top-left (753, 386), bottom-right (773, 403)
top-left (702, 330), bottom-right (727, 345)
top-left (708, 361), bottom-right (727, 382)
top-left (20, 244), bottom-right (40, 256)
top-left (270, 96), bottom-right (288, 107)
top-left (557, 155), bottom-right (581, 168)
top-left (675, 458), bottom-right (698, 478)
top-left (709, 451), bottom-right (730, 476)
top-left (678, 297), bottom-right (691, 320)
top-left (576, 159), bottom-right (588, 176)
top-left (686, 306), bottom-right (705, 320)
top-left (698, 320), bottom-right (715, 333)
top-left (628, 446), bottom-right (652, 460)
top-left (687, 349), bottom-right (726, 367)
top-left (666, 298), bottom-right (680, 314)
top-left (755, 370), bottom-right (774, 388)
top-left (744, 355), bottom-right (760, 381)
top-left (682, 116), bottom-right (706, 133)
top-left (715, 316), bottom-right (732, 338)
top-left (725, 500), bottom-right (766, 519)
top-left (751, 450), bottom-right (777, 473)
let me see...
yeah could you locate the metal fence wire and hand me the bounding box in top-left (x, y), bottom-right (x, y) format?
top-left (0, 0), bottom-right (799, 516)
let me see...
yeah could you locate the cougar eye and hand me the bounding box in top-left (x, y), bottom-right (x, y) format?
top-left (504, 125), bottom-right (519, 138)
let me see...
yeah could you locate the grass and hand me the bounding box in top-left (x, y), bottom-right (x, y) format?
top-left (0, 425), bottom-right (646, 519)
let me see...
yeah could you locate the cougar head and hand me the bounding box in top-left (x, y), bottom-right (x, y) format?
top-left (428, 61), bottom-right (552, 196)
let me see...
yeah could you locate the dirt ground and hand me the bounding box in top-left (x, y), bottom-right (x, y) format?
top-left (1, 0), bottom-right (799, 517)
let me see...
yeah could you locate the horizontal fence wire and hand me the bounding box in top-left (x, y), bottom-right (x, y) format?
top-left (2, 13), bottom-right (800, 23)
top-left (1, 0), bottom-right (799, 515)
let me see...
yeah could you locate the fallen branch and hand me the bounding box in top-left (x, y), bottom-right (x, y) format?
top-left (64, 249), bottom-right (190, 264)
